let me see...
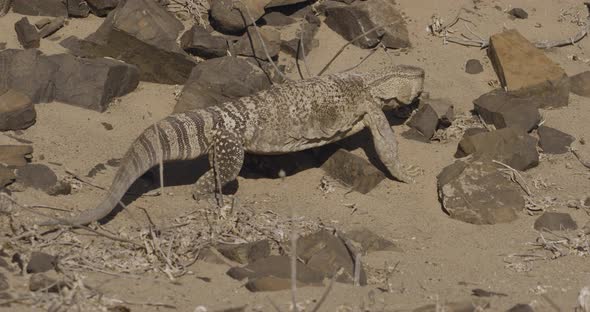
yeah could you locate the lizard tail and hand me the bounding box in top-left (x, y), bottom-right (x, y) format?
top-left (40, 112), bottom-right (210, 226)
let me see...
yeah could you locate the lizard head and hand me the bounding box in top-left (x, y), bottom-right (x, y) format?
top-left (367, 65), bottom-right (425, 109)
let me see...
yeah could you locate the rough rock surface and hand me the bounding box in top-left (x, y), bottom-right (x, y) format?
top-left (407, 98), bottom-right (454, 139)
top-left (14, 17), bottom-right (40, 49)
top-left (231, 26), bottom-right (281, 59)
top-left (12, 0), bottom-right (68, 17)
top-left (86, 0), bottom-right (119, 17)
top-left (537, 126), bottom-right (575, 154)
top-left (473, 89), bottom-right (542, 132)
top-left (0, 49), bottom-right (58, 104)
top-left (217, 240), bottom-right (270, 264)
top-left (465, 59), bottom-right (483, 74)
top-left (210, 0), bottom-right (270, 34)
top-left (0, 145), bottom-right (33, 167)
top-left (67, 0), bottom-right (90, 18)
top-left (0, 90), bottom-right (36, 131)
top-left (281, 13), bottom-right (321, 57)
top-left (569, 71), bottom-right (590, 97)
top-left (38, 17), bottom-right (65, 38)
top-left (321, 149), bottom-right (386, 194)
top-left (180, 26), bottom-right (228, 59)
top-left (533, 212), bottom-right (578, 231)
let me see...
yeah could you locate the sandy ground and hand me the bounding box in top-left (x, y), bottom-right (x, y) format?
top-left (1, 0), bottom-right (590, 311)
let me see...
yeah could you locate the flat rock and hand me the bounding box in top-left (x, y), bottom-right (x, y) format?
top-left (266, 0), bottom-right (308, 8)
top-left (67, 0), bottom-right (90, 17)
top-left (26, 251), bottom-right (57, 273)
top-left (217, 240), bottom-right (270, 264)
top-left (344, 228), bottom-right (401, 253)
top-left (13, 0), bottom-right (68, 17)
top-left (534, 212), bottom-right (577, 231)
top-left (180, 26), bottom-right (228, 59)
top-left (465, 59), bottom-right (483, 74)
top-left (473, 89), bottom-right (541, 132)
top-left (407, 98), bottom-right (454, 140)
top-left (38, 16), bottom-right (65, 38)
top-left (210, 0), bottom-right (270, 34)
top-left (16, 164), bottom-right (59, 193)
top-left (0, 165), bottom-right (15, 188)
top-left (0, 145), bottom-right (33, 167)
top-left (322, 149), bottom-right (386, 194)
top-left (297, 229), bottom-right (367, 285)
top-left (281, 13), bottom-right (320, 57)
top-left (454, 128), bottom-right (488, 157)
top-left (569, 71), bottom-right (590, 97)
top-left (86, 0), bottom-right (119, 17)
top-left (174, 56), bottom-right (271, 113)
top-left (231, 26), bottom-right (281, 59)
top-left (457, 127), bottom-right (539, 171)
top-left (0, 49), bottom-right (59, 103)
top-left (15, 17), bottom-right (40, 49)
top-left (488, 29), bottom-right (569, 108)
top-left (537, 126), bottom-right (575, 154)
top-left (262, 11), bottom-right (297, 26)
top-left (0, 90), bottom-right (36, 131)
top-left (325, 0), bottom-right (410, 49)
top-left (82, 0), bottom-right (195, 84)
top-left (437, 159), bottom-right (524, 225)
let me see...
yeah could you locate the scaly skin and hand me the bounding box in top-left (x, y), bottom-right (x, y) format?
top-left (40, 65), bottom-right (425, 226)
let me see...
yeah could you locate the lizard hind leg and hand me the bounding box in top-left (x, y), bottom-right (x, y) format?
top-left (192, 130), bottom-right (245, 201)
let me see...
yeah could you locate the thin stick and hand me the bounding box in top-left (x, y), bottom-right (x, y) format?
top-left (153, 123), bottom-right (165, 196)
top-left (493, 160), bottom-right (532, 196)
top-left (65, 168), bottom-right (106, 190)
top-left (299, 21), bottom-right (311, 78)
top-left (318, 22), bottom-right (400, 76)
top-left (353, 253), bottom-right (361, 287)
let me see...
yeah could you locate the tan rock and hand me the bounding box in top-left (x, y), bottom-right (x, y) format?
top-left (0, 90), bottom-right (36, 131)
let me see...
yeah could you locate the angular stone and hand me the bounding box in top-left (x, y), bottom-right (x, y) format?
top-left (262, 12), bottom-right (297, 26)
top-left (407, 99), bottom-right (454, 139)
top-left (0, 0), bottom-right (11, 17)
top-left (507, 304), bottom-right (534, 312)
top-left (437, 159), bottom-right (524, 225)
top-left (217, 240), bottom-right (271, 264)
top-left (210, 0), bottom-right (270, 34)
top-left (67, 0), bottom-right (90, 17)
top-left (465, 59), bottom-right (483, 74)
top-left (180, 26), bottom-right (228, 59)
top-left (35, 18), bottom-right (52, 29)
top-left (13, 0), bottom-right (68, 17)
top-left (26, 251), bottom-right (57, 273)
top-left (322, 149), bottom-right (386, 194)
top-left (456, 127), bottom-right (539, 171)
top-left (325, 0), bottom-right (410, 49)
top-left (537, 126), bottom-right (575, 154)
top-left (0, 90), bottom-right (36, 131)
top-left (0, 165), bottom-right (15, 187)
top-left (16, 164), bottom-right (59, 193)
top-left (297, 229), bottom-right (367, 285)
top-left (344, 228), bottom-right (401, 253)
top-left (569, 71), bottom-right (590, 97)
top-left (83, 0), bottom-right (195, 84)
top-left (86, 0), bottom-right (119, 17)
top-left (488, 29), bottom-right (569, 108)
top-left (197, 247), bottom-right (234, 265)
top-left (38, 16), bottom-right (65, 38)
top-left (174, 56), bottom-right (271, 113)
top-left (0, 49), bottom-right (59, 103)
top-left (15, 17), bottom-right (40, 49)
top-left (509, 8), bottom-right (528, 19)
top-left (231, 26), bottom-right (281, 59)
top-left (473, 89), bottom-right (542, 132)
top-left (266, 0), bottom-right (308, 8)
top-left (534, 212), bottom-right (577, 231)
top-left (281, 13), bottom-right (320, 57)
top-left (454, 128), bottom-right (488, 158)
top-left (0, 145), bottom-right (33, 167)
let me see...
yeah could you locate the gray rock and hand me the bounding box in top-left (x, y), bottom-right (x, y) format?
top-left (465, 59), bottom-right (483, 74)
top-left (0, 0), bottom-right (11, 17)
top-left (0, 43), bottom-right (5, 50)
top-left (266, 0), bottom-right (308, 8)
top-left (537, 126), bottom-right (575, 154)
top-left (217, 240), bottom-right (270, 264)
top-left (0, 49), bottom-right (59, 103)
top-left (534, 212), bottom-right (577, 231)
top-left (180, 26), bottom-right (228, 59)
top-left (15, 17), bottom-right (40, 49)
top-left (86, 0), bottom-right (119, 17)
top-left (262, 11), bottom-right (297, 26)
top-left (29, 273), bottom-right (68, 292)
top-left (322, 148), bottom-right (386, 194)
top-left (0, 89), bottom-right (36, 131)
top-left (281, 12), bottom-right (320, 57)
top-left (324, 0), bottom-right (410, 49)
top-left (437, 159), bottom-right (524, 225)
top-left (231, 26), bottom-right (281, 59)
top-left (0, 165), bottom-right (15, 188)
top-left (456, 127), bottom-right (539, 171)
top-left (407, 98), bottom-right (454, 140)
top-left (67, 0), bottom-right (90, 17)
top-left (16, 164), bottom-right (58, 193)
top-left (38, 16), bottom-right (65, 38)
top-left (35, 18), bottom-right (52, 29)
top-left (174, 56), bottom-right (271, 113)
top-left (0, 145), bottom-right (33, 167)
top-left (473, 89), bottom-right (542, 132)
top-left (26, 251), bottom-right (57, 273)
top-left (210, 0), bottom-right (269, 34)
top-left (13, 0), bottom-right (67, 17)
top-left (454, 128), bottom-right (488, 157)
top-left (507, 304), bottom-right (535, 312)
top-left (569, 71), bottom-right (590, 97)
top-left (0, 273), bottom-right (8, 292)
top-left (509, 8), bottom-right (528, 19)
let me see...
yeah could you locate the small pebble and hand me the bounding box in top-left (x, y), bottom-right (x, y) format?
top-left (465, 59), bottom-right (483, 74)
top-left (509, 8), bottom-right (528, 19)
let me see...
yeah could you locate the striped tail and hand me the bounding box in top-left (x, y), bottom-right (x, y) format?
top-left (40, 112), bottom-right (210, 226)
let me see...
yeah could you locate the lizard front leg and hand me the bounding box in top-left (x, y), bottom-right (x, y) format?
top-left (363, 107), bottom-right (414, 183)
top-left (193, 130), bottom-right (245, 200)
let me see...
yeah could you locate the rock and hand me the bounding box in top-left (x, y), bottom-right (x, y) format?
top-left (231, 26), bottom-right (281, 59)
top-left (87, 163), bottom-right (106, 178)
top-left (437, 159), bottom-right (525, 224)
top-left (344, 228), bottom-right (401, 253)
top-left (16, 164), bottom-right (59, 193)
top-left (262, 11), bottom-right (297, 26)
top-left (46, 53), bottom-right (139, 112)
top-left (226, 256), bottom-right (324, 291)
top-left (281, 13), bottom-right (320, 57)
top-left (0, 49), bottom-right (59, 103)
top-left (465, 59), bottom-right (483, 74)
top-left (67, 0), bottom-right (90, 17)
top-left (38, 16), bottom-right (65, 38)
top-left (297, 229), bottom-right (367, 285)
top-left (473, 89), bottom-right (542, 132)
top-left (0, 0), bottom-right (11, 17)
top-left (0, 43), bottom-right (5, 50)
top-left (507, 304), bottom-right (535, 312)
top-left (174, 56), bottom-right (271, 113)
top-left (0, 145), bottom-right (33, 167)
top-left (82, 0), bottom-right (195, 84)
top-left (456, 127), bottom-right (539, 171)
top-left (569, 71), bottom-right (590, 97)
top-left (509, 8), bottom-right (528, 19)
top-left (325, 0), bottom-right (410, 49)
top-left (26, 251), bottom-right (57, 273)
top-left (407, 98), bottom-right (454, 140)
top-left (321, 149), bottom-right (386, 194)
top-left (266, 0), bottom-right (308, 8)
top-left (0, 90), bottom-right (36, 131)
top-left (413, 299), bottom-right (490, 312)
top-left (15, 17), bottom-right (40, 49)
top-left (197, 247), bottom-right (234, 265)
top-left (488, 29), bottom-right (569, 108)
top-left (534, 212), bottom-right (578, 231)
top-left (537, 126), bottom-right (575, 154)
top-left (210, 0), bottom-right (270, 34)
top-left (12, 0), bottom-right (67, 17)
top-left (86, 0), bottom-right (119, 17)
top-left (0, 165), bottom-right (15, 187)
top-left (180, 26), bottom-right (228, 59)
top-left (35, 18), bottom-right (52, 29)
top-left (29, 273), bottom-right (68, 292)
top-left (217, 240), bottom-right (271, 264)
top-left (454, 128), bottom-right (488, 157)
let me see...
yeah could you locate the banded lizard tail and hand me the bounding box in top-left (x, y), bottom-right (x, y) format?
top-left (41, 65), bottom-right (425, 226)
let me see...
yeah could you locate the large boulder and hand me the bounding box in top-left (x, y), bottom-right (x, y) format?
top-left (180, 26), bottom-right (229, 59)
top-left (12, 0), bottom-right (68, 17)
top-left (14, 17), bottom-right (40, 49)
top-left (210, 0), bottom-right (270, 34)
top-left (86, 0), bottom-right (119, 17)
top-left (0, 49), bottom-right (58, 104)
top-left (473, 89), bottom-right (541, 132)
